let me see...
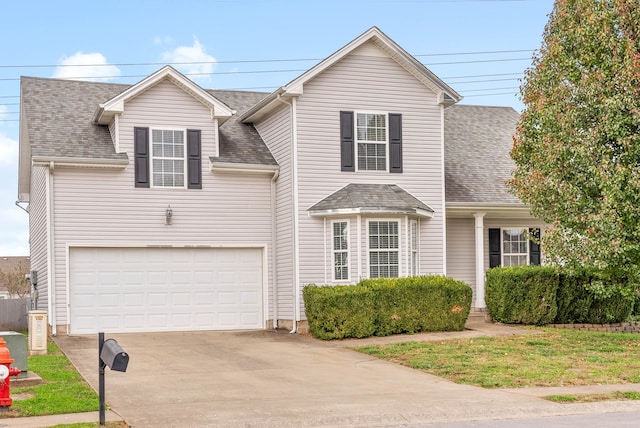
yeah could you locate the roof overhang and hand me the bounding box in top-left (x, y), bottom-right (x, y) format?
top-left (446, 202), bottom-right (535, 219)
top-left (31, 156), bottom-right (129, 168)
top-left (93, 66), bottom-right (235, 125)
top-left (309, 207), bottom-right (434, 218)
top-left (241, 27), bottom-right (462, 123)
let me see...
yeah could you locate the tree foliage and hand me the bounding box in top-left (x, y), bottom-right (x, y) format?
top-left (511, 0), bottom-right (640, 285)
top-left (0, 261), bottom-right (31, 298)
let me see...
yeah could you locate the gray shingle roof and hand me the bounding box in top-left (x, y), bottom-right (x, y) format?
top-left (20, 77), bottom-right (276, 165)
top-left (444, 104), bottom-right (521, 204)
top-left (309, 183), bottom-right (433, 216)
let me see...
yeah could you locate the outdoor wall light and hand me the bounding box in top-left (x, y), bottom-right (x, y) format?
top-left (165, 205), bottom-right (173, 225)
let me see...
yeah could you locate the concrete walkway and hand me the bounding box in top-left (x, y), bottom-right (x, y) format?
top-left (2, 320), bottom-right (640, 427)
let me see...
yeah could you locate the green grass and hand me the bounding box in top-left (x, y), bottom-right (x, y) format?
top-left (1, 339), bottom-right (99, 417)
top-left (356, 328), bottom-right (640, 388)
top-left (545, 391), bottom-right (640, 403)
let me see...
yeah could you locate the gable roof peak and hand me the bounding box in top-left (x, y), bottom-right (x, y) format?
top-left (93, 65), bottom-right (235, 125)
top-left (242, 26), bottom-right (462, 123)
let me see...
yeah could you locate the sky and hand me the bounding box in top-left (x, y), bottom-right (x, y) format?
top-left (0, 0), bottom-right (555, 256)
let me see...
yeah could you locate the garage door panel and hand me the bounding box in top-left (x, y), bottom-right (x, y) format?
top-left (70, 247), bottom-right (263, 334)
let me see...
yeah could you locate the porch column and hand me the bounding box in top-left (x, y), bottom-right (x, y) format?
top-left (473, 212), bottom-right (486, 309)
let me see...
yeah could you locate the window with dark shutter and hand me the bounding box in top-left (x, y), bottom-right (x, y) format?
top-left (187, 129), bottom-right (202, 189)
top-left (340, 111), bottom-right (355, 172)
top-left (134, 127), bottom-right (150, 188)
top-left (388, 113), bottom-right (402, 173)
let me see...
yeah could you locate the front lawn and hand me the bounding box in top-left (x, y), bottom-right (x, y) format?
top-left (1, 339), bottom-right (99, 418)
top-left (356, 328), bottom-right (640, 388)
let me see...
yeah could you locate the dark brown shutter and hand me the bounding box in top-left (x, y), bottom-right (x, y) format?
top-left (187, 129), bottom-right (202, 189)
top-left (529, 228), bottom-right (541, 265)
top-left (489, 228), bottom-right (501, 268)
top-left (134, 127), bottom-right (150, 188)
top-left (389, 113), bottom-right (403, 173)
top-left (340, 111), bottom-right (355, 172)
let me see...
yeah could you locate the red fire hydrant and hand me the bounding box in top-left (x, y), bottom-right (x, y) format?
top-left (0, 338), bottom-right (22, 407)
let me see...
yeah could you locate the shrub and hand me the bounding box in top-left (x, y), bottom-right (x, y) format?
top-left (302, 285), bottom-right (375, 340)
top-left (485, 266), bottom-right (558, 325)
top-left (303, 276), bottom-right (472, 340)
top-left (556, 270), bottom-right (634, 324)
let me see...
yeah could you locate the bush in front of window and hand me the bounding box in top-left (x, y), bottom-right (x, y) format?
top-left (303, 276), bottom-right (472, 340)
top-left (485, 266), bottom-right (559, 326)
top-left (303, 285), bottom-right (376, 340)
top-left (555, 269), bottom-right (634, 324)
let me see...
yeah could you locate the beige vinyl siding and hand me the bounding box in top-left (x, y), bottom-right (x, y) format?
top-left (254, 104), bottom-right (294, 320)
top-left (49, 81), bottom-right (273, 326)
top-left (29, 166), bottom-right (49, 310)
top-left (296, 43), bottom-right (445, 297)
top-left (446, 217), bottom-right (476, 296)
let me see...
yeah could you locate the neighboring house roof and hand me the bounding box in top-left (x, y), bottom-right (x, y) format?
top-left (308, 183), bottom-right (434, 218)
top-left (241, 26), bottom-right (462, 123)
top-left (0, 256), bottom-right (30, 293)
top-left (444, 104), bottom-right (521, 205)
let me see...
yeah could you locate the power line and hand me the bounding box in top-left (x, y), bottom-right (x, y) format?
top-left (0, 49), bottom-right (535, 69)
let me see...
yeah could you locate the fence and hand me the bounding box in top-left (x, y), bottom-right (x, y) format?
top-left (0, 297), bottom-right (30, 331)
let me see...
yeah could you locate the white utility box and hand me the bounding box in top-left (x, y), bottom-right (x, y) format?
top-left (28, 310), bottom-right (47, 355)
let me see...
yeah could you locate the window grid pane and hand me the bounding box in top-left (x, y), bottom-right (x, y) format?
top-left (151, 129), bottom-right (185, 188)
top-left (502, 228), bottom-right (529, 267)
top-left (356, 113), bottom-right (387, 171)
top-left (333, 222), bottom-right (349, 281)
top-left (369, 221), bottom-right (399, 278)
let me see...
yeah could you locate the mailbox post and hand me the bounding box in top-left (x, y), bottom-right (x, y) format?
top-left (98, 332), bottom-right (129, 426)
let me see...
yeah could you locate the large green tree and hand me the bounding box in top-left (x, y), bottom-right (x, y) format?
top-left (510, 0), bottom-right (640, 283)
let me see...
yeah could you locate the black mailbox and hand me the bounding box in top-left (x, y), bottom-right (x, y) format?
top-left (100, 339), bottom-right (129, 372)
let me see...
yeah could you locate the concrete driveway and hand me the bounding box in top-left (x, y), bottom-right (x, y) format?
top-left (53, 328), bottom-right (640, 427)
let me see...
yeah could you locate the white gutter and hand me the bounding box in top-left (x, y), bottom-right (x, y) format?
top-left (270, 168), bottom-right (280, 329)
top-left (309, 207), bottom-right (434, 218)
top-left (276, 94), bottom-right (300, 334)
top-left (47, 161), bottom-right (57, 336)
top-left (210, 161), bottom-right (279, 174)
top-left (32, 157), bottom-right (128, 168)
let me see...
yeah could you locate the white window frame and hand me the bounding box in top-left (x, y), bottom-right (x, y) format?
top-left (331, 220), bottom-right (350, 282)
top-left (409, 219), bottom-right (419, 276)
top-left (367, 219), bottom-right (401, 278)
top-left (150, 127), bottom-right (187, 189)
top-left (355, 111), bottom-right (388, 172)
top-left (501, 227), bottom-right (529, 267)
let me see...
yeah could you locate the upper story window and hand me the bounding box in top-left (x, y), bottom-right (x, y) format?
top-left (152, 129), bottom-right (185, 188)
top-left (356, 113), bottom-right (387, 171)
top-left (134, 127), bottom-right (202, 190)
top-left (340, 111), bottom-right (403, 174)
top-left (332, 220), bottom-right (349, 281)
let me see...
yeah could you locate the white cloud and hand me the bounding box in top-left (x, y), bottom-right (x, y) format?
top-left (0, 133), bottom-right (18, 166)
top-left (53, 52), bottom-right (121, 82)
top-left (162, 37), bottom-right (216, 81)
top-left (153, 35), bottom-right (175, 46)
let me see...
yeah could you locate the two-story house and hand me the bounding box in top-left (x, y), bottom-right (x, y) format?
top-left (18, 27), bottom-right (544, 335)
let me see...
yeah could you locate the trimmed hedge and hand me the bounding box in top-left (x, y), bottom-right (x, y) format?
top-left (303, 276), bottom-right (472, 340)
top-left (486, 266), bottom-right (635, 325)
top-left (556, 270), bottom-right (634, 324)
top-left (485, 266), bottom-right (558, 325)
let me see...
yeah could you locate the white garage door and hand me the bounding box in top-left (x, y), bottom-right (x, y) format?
top-left (69, 247), bottom-right (263, 334)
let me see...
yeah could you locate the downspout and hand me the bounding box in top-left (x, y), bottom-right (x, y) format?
top-left (47, 161), bottom-right (57, 336)
top-left (276, 94), bottom-right (300, 333)
top-left (440, 103), bottom-right (447, 275)
top-left (270, 168), bottom-right (280, 329)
